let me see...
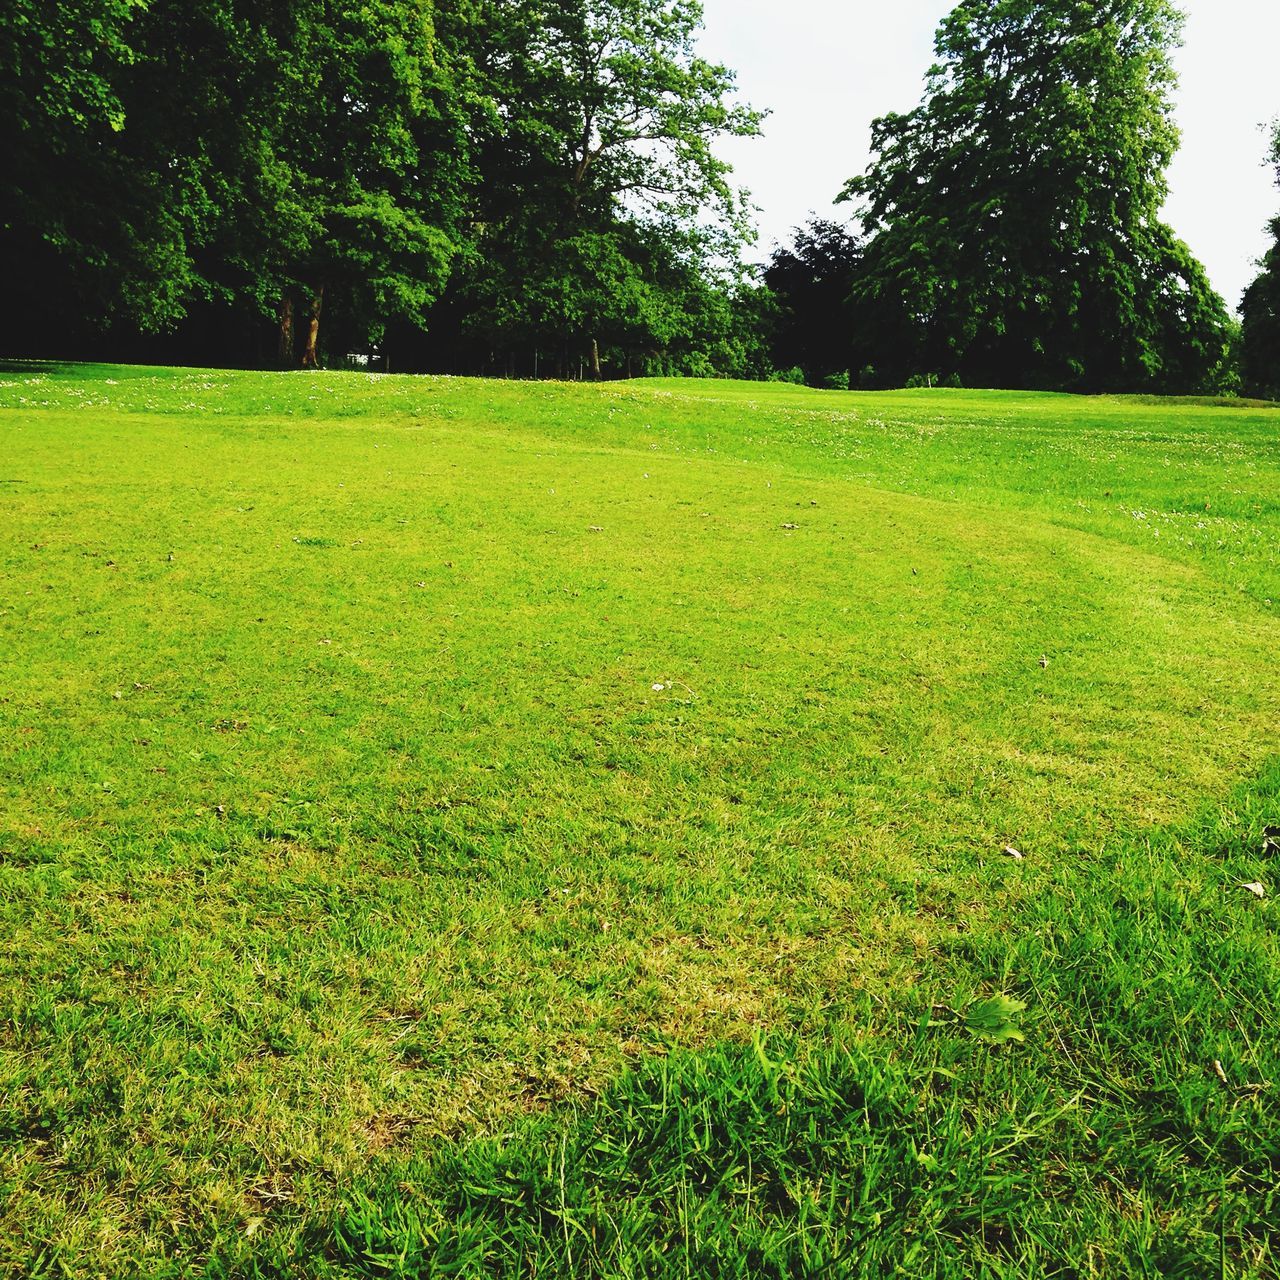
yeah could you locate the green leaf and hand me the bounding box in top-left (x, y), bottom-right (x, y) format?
top-left (963, 995), bottom-right (1027, 1044)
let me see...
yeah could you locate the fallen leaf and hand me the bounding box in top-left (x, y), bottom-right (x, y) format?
top-left (963, 994), bottom-right (1027, 1044)
top-left (1213, 1060), bottom-right (1229, 1085)
top-left (1003, 845), bottom-right (1025, 861)
top-left (1241, 882), bottom-right (1267, 899)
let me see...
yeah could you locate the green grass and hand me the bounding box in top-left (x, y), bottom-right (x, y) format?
top-left (1, 364), bottom-right (1277, 1277)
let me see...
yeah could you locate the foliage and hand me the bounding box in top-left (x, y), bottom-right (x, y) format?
top-left (0, 0), bottom-right (473, 361)
top-left (763, 218), bottom-right (862, 387)
top-left (840, 0), bottom-right (1234, 393)
top-left (426, 0), bottom-right (762, 379)
top-left (1, 0), bottom-right (756, 370)
top-left (3, 0), bottom-right (1259, 389)
top-left (237, 0), bottom-right (472, 359)
top-left (1241, 121), bottom-right (1280, 400)
top-left (960, 993), bottom-right (1027, 1043)
top-left (519, 0), bottom-right (759, 233)
top-left (0, 0), bottom-right (208, 341)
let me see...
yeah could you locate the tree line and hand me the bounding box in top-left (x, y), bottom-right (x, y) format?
top-left (2, 0), bottom-right (1277, 396)
top-left (2, 0), bottom-right (766, 377)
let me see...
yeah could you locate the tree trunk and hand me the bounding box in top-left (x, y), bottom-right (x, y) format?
top-left (277, 291), bottom-right (295, 367)
top-left (591, 337), bottom-right (601, 381)
top-left (300, 285), bottom-right (325, 369)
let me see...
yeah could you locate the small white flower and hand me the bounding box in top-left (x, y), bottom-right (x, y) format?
top-left (652, 683), bottom-right (666, 692)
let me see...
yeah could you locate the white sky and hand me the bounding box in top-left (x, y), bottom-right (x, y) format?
top-left (699, 0), bottom-right (1280, 310)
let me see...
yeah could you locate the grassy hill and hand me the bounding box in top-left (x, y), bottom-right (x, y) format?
top-left (1, 365), bottom-right (1277, 1276)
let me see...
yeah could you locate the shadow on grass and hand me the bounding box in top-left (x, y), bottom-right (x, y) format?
top-left (0, 359), bottom-right (78, 375)
top-left (211, 762), bottom-right (1280, 1277)
top-left (1112, 393), bottom-right (1280, 410)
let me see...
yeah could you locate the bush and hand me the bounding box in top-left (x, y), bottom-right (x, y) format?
top-left (821, 371), bottom-right (849, 390)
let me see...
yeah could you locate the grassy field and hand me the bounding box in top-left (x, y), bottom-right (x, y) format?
top-left (1, 364), bottom-right (1278, 1277)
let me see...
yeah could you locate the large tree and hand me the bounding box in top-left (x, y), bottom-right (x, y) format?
top-left (840, 0), bottom-right (1233, 392)
top-left (235, 0), bottom-right (474, 367)
top-left (1241, 123), bottom-right (1280, 400)
top-left (430, 0), bottom-right (762, 378)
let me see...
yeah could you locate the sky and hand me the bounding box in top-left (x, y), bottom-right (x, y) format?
top-left (697, 0), bottom-right (1280, 310)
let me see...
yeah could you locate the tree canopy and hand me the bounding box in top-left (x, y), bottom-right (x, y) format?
top-left (1241, 122), bottom-right (1280, 401)
top-left (1, 0), bottom-right (211, 343)
top-left (2, 0), bottom-right (759, 372)
top-left (839, 0), bottom-right (1233, 393)
top-left (763, 219), bottom-right (862, 387)
top-left (424, 0), bottom-right (762, 378)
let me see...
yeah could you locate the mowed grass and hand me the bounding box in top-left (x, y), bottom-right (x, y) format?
top-left (0, 364), bottom-right (1277, 1276)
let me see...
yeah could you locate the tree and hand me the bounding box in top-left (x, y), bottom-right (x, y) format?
top-left (0, 0), bottom-right (214, 348)
top-left (764, 219), bottom-right (862, 386)
top-left (840, 0), bottom-right (1233, 392)
top-left (1, 0), bottom-right (474, 365)
top-left (1, 0), bottom-right (764, 372)
top-left (208, 0), bottom-right (475, 367)
top-left (433, 0), bottom-right (762, 378)
top-left (1241, 123), bottom-right (1280, 400)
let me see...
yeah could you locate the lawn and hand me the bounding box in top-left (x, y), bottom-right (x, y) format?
top-left (1, 365), bottom-right (1277, 1277)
